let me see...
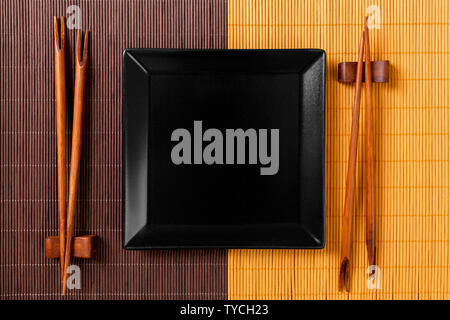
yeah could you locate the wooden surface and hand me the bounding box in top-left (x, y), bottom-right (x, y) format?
top-left (0, 0), bottom-right (228, 299)
top-left (228, 0), bottom-right (450, 300)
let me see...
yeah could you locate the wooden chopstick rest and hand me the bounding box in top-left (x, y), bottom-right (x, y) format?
top-left (46, 235), bottom-right (96, 259)
top-left (338, 60), bottom-right (389, 83)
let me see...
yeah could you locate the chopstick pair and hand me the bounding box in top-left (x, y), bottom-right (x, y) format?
top-left (338, 17), bottom-right (375, 292)
top-left (53, 16), bottom-right (89, 295)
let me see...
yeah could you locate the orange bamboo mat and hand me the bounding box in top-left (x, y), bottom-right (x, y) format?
top-left (228, 0), bottom-right (450, 299)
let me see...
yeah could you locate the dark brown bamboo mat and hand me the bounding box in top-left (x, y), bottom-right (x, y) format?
top-left (0, 0), bottom-right (227, 300)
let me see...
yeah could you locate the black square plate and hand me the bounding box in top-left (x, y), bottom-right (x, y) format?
top-left (123, 49), bottom-right (326, 249)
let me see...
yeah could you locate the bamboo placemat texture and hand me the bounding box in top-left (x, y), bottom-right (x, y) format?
top-left (0, 0), bottom-right (227, 299)
top-left (228, 0), bottom-right (450, 300)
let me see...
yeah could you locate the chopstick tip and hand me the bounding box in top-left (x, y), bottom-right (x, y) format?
top-left (368, 246), bottom-right (376, 267)
top-left (62, 275), bottom-right (67, 295)
top-left (84, 30), bottom-right (89, 46)
top-left (76, 29), bottom-right (89, 66)
top-left (338, 258), bottom-right (351, 292)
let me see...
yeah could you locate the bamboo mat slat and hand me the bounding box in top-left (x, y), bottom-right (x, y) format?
top-left (0, 0), bottom-right (227, 300)
top-left (227, 0), bottom-right (450, 300)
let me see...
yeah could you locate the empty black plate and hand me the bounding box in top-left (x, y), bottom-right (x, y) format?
top-left (123, 49), bottom-right (326, 249)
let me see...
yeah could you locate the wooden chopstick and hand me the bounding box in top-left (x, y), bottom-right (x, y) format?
top-left (53, 16), bottom-right (67, 282)
top-left (364, 18), bottom-right (376, 267)
top-left (62, 30), bottom-right (89, 295)
top-left (338, 27), bottom-right (366, 292)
